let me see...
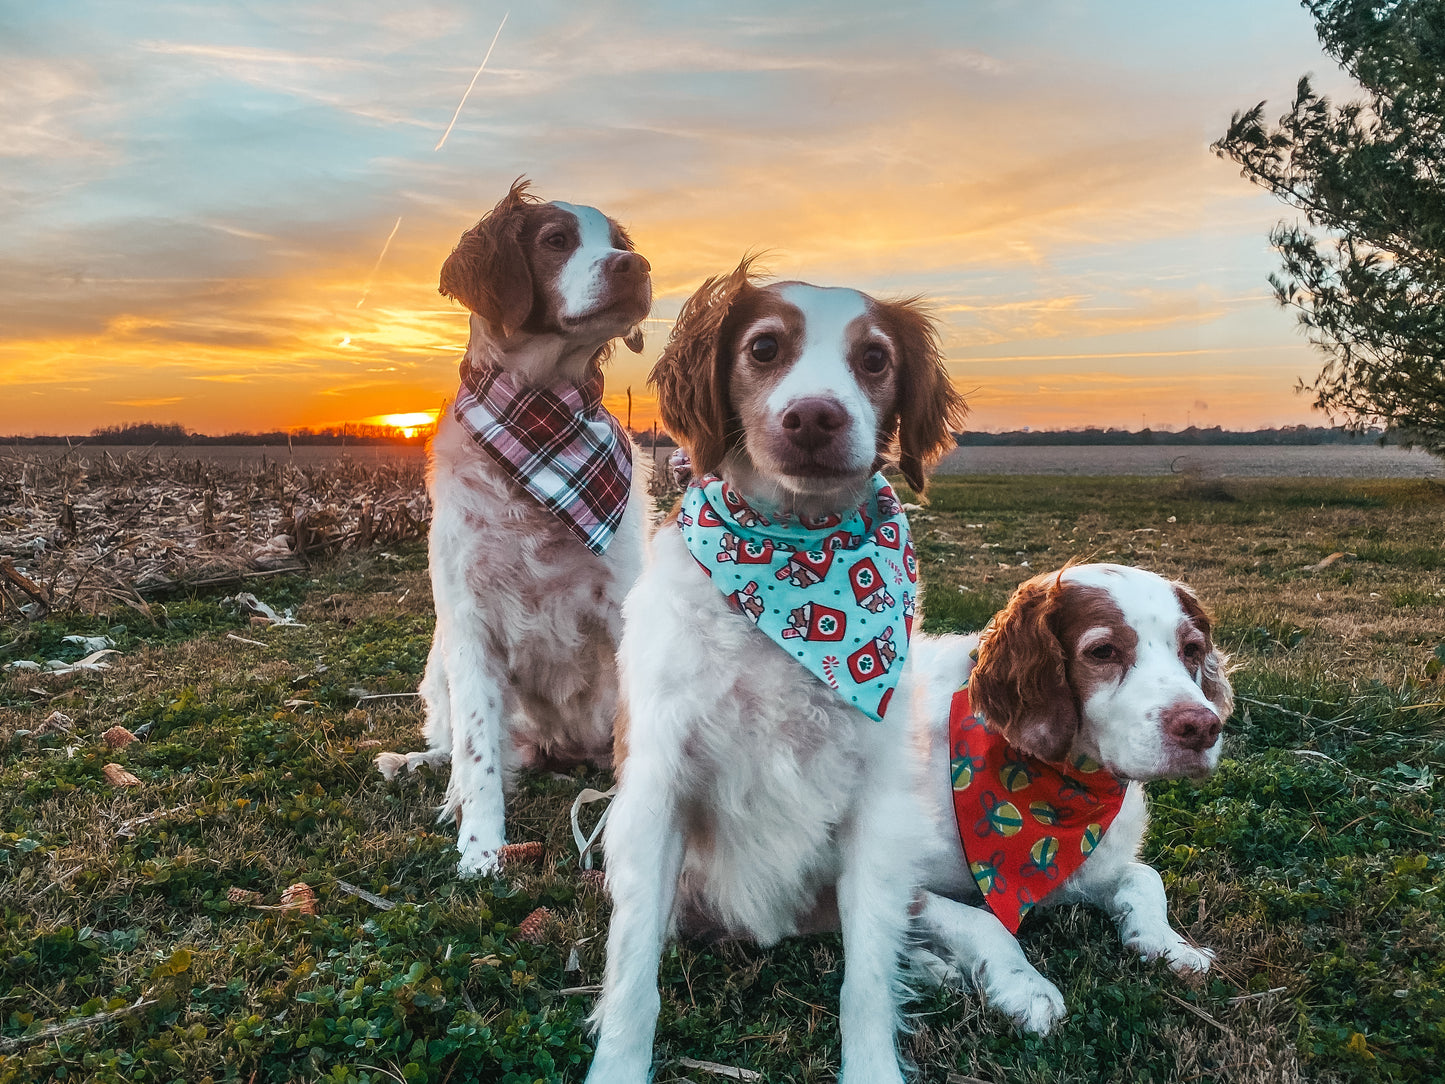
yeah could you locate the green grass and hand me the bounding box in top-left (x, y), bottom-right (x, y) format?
top-left (2, 476), bottom-right (1443, 1083)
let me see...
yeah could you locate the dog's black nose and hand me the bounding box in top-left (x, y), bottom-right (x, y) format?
top-left (781, 398), bottom-right (848, 451)
top-left (608, 251), bottom-right (651, 276)
top-left (1163, 705), bottom-right (1221, 752)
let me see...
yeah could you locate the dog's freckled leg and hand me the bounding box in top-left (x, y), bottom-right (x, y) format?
top-left (443, 634), bottom-right (510, 878)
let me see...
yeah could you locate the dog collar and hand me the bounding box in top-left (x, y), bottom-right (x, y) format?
top-left (453, 361), bottom-right (632, 555)
top-left (679, 472), bottom-right (917, 722)
top-left (948, 684), bottom-right (1129, 932)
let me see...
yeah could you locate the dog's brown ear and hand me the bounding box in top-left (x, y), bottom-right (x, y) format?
top-left (439, 177), bottom-right (537, 339)
top-left (650, 254), bottom-right (764, 477)
top-left (969, 574), bottom-right (1078, 762)
top-left (875, 298), bottom-right (967, 494)
top-left (1172, 582), bottom-right (1234, 720)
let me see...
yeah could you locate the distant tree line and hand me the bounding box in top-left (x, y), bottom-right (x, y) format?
top-left (2, 422), bottom-right (428, 446)
top-left (953, 424), bottom-right (1394, 447)
top-left (0, 421), bottom-right (1404, 450)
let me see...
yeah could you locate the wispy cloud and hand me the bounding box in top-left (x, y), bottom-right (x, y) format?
top-left (434, 11), bottom-right (509, 151)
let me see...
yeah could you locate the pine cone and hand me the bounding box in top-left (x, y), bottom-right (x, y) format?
top-left (279, 882), bottom-right (318, 916)
top-left (498, 841), bottom-right (544, 870)
top-left (516, 907), bottom-right (553, 944)
top-left (578, 869), bottom-right (608, 895)
top-left (103, 725), bottom-right (137, 750)
top-left (102, 763), bottom-right (141, 787)
top-left (227, 887), bottom-right (263, 905)
top-left (38, 711), bottom-right (74, 735)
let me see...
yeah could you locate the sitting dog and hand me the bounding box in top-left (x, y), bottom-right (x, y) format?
top-left (906, 563), bottom-right (1232, 1034)
top-left (584, 258), bottom-right (967, 1084)
top-left (377, 180), bottom-right (652, 878)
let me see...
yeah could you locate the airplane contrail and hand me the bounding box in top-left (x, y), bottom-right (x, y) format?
top-left (355, 215), bottom-right (404, 309)
top-left (434, 11), bottom-right (509, 152)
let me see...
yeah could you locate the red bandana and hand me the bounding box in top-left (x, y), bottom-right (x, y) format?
top-left (948, 685), bottom-right (1128, 933)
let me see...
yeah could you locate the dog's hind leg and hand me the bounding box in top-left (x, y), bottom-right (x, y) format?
top-left (914, 891), bottom-right (1066, 1036)
top-left (374, 629), bottom-right (452, 781)
top-left (417, 630), bottom-right (454, 763)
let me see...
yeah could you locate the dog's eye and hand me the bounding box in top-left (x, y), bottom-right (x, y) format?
top-left (749, 335), bottom-right (779, 363)
top-left (544, 231), bottom-right (570, 251)
top-left (1087, 643), bottom-right (1118, 662)
top-left (860, 344), bottom-right (890, 374)
top-left (1183, 642), bottom-right (1204, 660)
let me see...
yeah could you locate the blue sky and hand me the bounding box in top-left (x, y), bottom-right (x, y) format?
top-left (0, 1), bottom-right (1354, 434)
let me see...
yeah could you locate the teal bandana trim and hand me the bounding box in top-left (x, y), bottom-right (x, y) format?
top-left (679, 472), bottom-right (918, 721)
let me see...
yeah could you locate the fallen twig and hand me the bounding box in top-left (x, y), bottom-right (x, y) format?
top-left (334, 879), bottom-right (396, 911)
top-left (0, 997), bottom-right (158, 1052)
top-left (1161, 990), bottom-right (1232, 1034)
top-left (674, 1058), bottom-right (763, 1082)
top-left (1226, 986), bottom-right (1289, 1004)
top-left (0, 556), bottom-right (50, 618)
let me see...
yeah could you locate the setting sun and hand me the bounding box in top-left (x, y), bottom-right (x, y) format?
top-left (368, 411), bottom-right (440, 438)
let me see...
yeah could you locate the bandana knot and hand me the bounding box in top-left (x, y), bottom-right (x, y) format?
top-left (453, 361), bottom-right (632, 554)
top-left (680, 472), bottom-right (917, 721)
top-left (948, 684), bottom-right (1128, 932)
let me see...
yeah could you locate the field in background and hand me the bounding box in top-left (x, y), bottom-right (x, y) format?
top-left (935, 444), bottom-right (1442, 479)
top-left (10, 441), bottom-right (1442, 478)
top-left (1, 474), bottom-right (1442, 1083)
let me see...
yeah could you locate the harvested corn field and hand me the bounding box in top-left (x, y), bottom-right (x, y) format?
top-left (0, 447), bottom-right (429, 620)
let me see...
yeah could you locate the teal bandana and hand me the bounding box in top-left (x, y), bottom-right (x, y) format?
top-left (679, 472), bottom-right (917, 721)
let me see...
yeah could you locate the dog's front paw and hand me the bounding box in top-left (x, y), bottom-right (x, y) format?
top-left (456, 840), bottom-right (505, 878)
top-left (1162, 939), bottom-right (1215, 975)
top-left (983, 964), bottom-right (1067, 1035)
top-left (1127, 928), bottom-right (1215, 975)
top-left (584, 1049), bottom-right (653, 1084)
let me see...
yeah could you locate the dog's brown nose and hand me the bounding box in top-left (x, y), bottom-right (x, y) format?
top-left (1163, 705), bottom-right (1222, 752)
top-left (781, 398), bottom-right (847, 451)
top-left (608, 251), bottom-right (650, 276)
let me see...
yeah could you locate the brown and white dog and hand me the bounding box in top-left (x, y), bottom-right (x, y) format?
top-left (377, 180), bottom-right (652, 878)
top-left (585, 259), bottom-right (966, 1084)
top-left (906, 563), bottom-right (1232, 1034)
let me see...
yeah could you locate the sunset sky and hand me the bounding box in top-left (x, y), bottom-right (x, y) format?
top-left (1, 1), bottom-right (1355, 436)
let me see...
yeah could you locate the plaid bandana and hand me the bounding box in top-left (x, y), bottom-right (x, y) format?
top-left (679, 472), bottom-right (917, 722)
top-left (453, 362), bottom-right (632, 555)
top-left (948, 684), bottom-right (1128, 933)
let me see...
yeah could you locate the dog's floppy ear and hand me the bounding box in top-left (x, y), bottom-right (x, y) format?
top-left (874, 298), bottom-right (967, 494)
top-left (439, 177), bottom-right (538, 339)
top-left (1172, 582), bottom-right (1234, 720)
top-left (650, 254), bottom-right (764, 477)
top-left (969, 573), bottom-right (1079, 763)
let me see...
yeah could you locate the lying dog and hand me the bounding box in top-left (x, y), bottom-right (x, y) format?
top-left (584, 258), bottom-right (966, 1084)
top-left (907, 563), bottom-right (1232, 1034)
top-left (377, 180), bottom-right (652, 877)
